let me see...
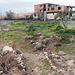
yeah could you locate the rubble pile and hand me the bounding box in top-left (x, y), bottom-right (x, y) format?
top-left (0, 46), bottom-right (29, 75)
top-left (44, 51), bottom-right (75, 75)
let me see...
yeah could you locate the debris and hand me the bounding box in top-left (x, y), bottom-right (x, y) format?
top-left (58, 51), bottom-right (66, 56)
top-left (36, 43), bottom-right (42, 50)
top-left (3, 46), bottom-right (13, 53)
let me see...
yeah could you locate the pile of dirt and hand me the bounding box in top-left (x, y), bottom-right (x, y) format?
top-left (0, 46), bottom-right (29, 75)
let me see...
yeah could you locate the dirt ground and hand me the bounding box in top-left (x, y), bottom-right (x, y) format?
top-left (24, 51), bottom-right (58, 75)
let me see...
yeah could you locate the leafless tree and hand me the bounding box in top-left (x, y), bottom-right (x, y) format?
top-left (6, 10), bottom-right (15, 19)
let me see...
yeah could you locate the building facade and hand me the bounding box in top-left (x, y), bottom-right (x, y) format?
top-left (33, 3), bottom-right (74, 20)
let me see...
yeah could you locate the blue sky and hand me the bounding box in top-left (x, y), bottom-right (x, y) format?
top-left (0, 0), bottom-right (75, 15)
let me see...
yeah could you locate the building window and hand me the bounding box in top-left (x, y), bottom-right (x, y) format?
top-left (40, 5), bottom-right (42, 7)
top-left (51, 7), bottom-right (54, 10)
top-left (48, 8), bottom-right (49, 11)
top-left (48, 4), bottom-right (51, 7)
top-left (58, 7), bottom-right (61, 10)
top-left (44, 9), bottom-right (46, 11)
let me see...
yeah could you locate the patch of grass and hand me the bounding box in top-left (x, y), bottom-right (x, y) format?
top-left (0, 51), bottom-right (2, 55)
top-left (43, 34), bottom-right (51, 38)
top-left (60, 39), bottom-right (71, 44)
top-left (43, 59), bottom-right (50, 70)
top-left (55, 25), bottom-right (64, 31)
top-left (55, 50), bottom-right (59, 53)
top-left (65, 29), bottom-right (75, 35)
top-left (56, 43), bottom-right (75, 55)
top-left (0, 21), bottom-right (75, 55)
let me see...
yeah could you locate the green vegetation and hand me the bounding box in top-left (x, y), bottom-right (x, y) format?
top-left (56, 43), bottom-right (75, 55)
top-left (55, 25), bottom-right (64, 31)
top-left (0, 21), bottom-right (75, 55)
top-left (43, 34), bottom-right (51, 38)
top-left (60, 39), bottom-right (71, 44)
top-left (0, 51), bottom-right (2, 55)
top-left (43, 59), bottom-right (50, 70)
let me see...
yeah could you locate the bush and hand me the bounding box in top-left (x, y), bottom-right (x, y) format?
top-left (65, 29), bottom-right (75, 35)
top-left (60, 39), bottom-right (71, 44)
top-left (59, 29), bottom-right (65, 33)
top-left (58, 33), bottom-right (72, 39)
top-left (55, 25), bottom-right (64, 31)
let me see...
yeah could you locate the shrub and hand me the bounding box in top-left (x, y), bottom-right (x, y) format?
top-left (65, 29), bottom-right (75, 35)
top-left (59, 29), bottom-right (65, 33)
top-left (55, 25), bottom-right (64, 31)
top-left (60, 39), bottom-right (71, 44)
top-left (58, 33), bottom-right (72, 39)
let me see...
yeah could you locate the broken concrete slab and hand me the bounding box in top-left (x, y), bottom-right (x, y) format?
top-left (58, 51), bottom-right (66, 56)
top-left (62, 55), bottom-right (71, 60)
top-left (3, 46), bottom-right (13, 53)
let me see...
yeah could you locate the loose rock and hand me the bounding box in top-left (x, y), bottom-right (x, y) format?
top-left (3, 46), bottom-right (13, 53)
top-left (36, 43), bottom-right (42, 50)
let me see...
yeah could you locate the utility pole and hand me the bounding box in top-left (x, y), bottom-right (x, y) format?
top-left (25, 8), bottom-right (26, 14)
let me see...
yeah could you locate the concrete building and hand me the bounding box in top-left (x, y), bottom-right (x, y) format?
top-left (24, 12), bottom-right (34, 19)
top-left (33, 3), bottom-right (75, 20)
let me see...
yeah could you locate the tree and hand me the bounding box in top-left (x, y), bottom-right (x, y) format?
top-left (55, 10), bottom-right (73, 31)
top-left (6, 10), bottom-right (15, 20)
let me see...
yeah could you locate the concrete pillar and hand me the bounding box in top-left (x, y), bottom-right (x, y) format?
top-left (44, 11), bottom-right (47, 21)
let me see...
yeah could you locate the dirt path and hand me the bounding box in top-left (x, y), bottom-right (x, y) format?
top-left (24, 52), bottom-right (53, 75)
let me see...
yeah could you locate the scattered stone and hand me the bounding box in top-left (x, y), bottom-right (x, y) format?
top-left (16, 50), bottom-right (22, 54)
top-left (52, 55), bottom-right (60, 59)
top-left (55, 43), bottom-right (62, 46)
top-left (55, 61), bottom-right (66, 67)
top-left (67, 60), bottom-right (75, 66)
top-left (30, 40), bottom-right (35, 44)
top-left (42, 45), bottom-right (46, 48)
top-left (37, 33), bottom-right (41, 36)
top-left (42, 40), bottom-right (47, 45)
top-left (51, 66), bottom-right (57, 70)
top-left (36, 43), bottom-right (42, 50)
top-left (25, 36), bottom-right (33, 39)
top-left (58, 51), bottom-right (66, 56)
top-left (18, 65), bottom-right (23, 70)
top-left (62, 55), bottom-right (71, 60)
top-left (16, 56), bottom-right (22, 63)
top-left (58, 70), bottom-right (66, 75)
top-left (53, 59), bottom-right (62, 62)
top-left (0, 71), bottom-right (3, 74)
top-left (39, 36), bottom-right (44, 40)
top-left (3, 46), bottom-right (13, 53)
top-left (26, 25), bottom-right (30, 28)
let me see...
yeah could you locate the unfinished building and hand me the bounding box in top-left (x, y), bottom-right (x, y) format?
top-left (33, 3), bottom-right (75, 20)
